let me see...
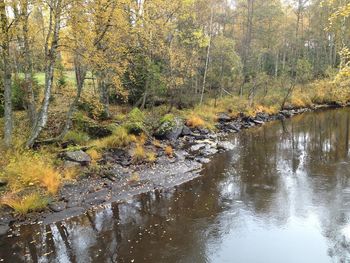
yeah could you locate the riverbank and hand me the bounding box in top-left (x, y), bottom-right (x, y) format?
top-left (0, 102), bottom-right (346, 237)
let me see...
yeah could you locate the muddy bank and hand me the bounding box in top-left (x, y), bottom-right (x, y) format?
top-left (0, 103), bottom-right (345, 235)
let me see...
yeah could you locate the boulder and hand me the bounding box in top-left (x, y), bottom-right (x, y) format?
top-left (253, 119), bottom-right (264, 125)
top-left (155, 117), bottom-right (184, 140)
top-left (86, 125), bottom-right (112, 139)
top-left (217, 113), bottom-right (232, 122)
top-left (280, 110), bottom-right (293, 118)
top-left (62, 150), bottom-right (91, 166)
top-left (181, 126), bottom-right (192, 136)
top-left (217, 141), bottom-right (235, 151)
top-left (49, 201), bottom-right (67, 212)
top-left (190, 143), bottom-right (206, 152)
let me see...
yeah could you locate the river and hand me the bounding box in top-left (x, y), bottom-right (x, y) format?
top-left (1, 108), bottom-right (350, 263)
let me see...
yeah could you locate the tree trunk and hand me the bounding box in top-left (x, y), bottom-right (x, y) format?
top-left (22, 1), bottom-right (36, 124)
top-left (98, 71), bottom-right (110, 118)
top-left (0, 0), bottom-right (13, 147)
top-left (27, 0), bottom-right (62, 147)
top-left (200, 8), bottom-right (214, 105)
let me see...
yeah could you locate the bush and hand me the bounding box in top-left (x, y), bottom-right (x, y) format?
top-left (64, 130), bottom-right (90, 145)
top-left (125, 108), bottom-right (146, 135)
top-left (78, 95), bottom-right (107, 120)
top-left (11, 77), bottom-right (40, 111)
top-left (12, 78), bottom-right (26, 110)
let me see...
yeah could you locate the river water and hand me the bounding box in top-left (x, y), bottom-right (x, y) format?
top-left (2, 108), bottom-right (350, 263)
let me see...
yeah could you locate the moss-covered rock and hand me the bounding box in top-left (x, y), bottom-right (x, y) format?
top-left (154, 114), bottom-right (184, 140)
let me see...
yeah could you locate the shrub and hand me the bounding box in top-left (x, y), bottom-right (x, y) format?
top-left (1, 192), bottom-right (49, 215)
top-left (186, 115), bottom-right (205, 128)
top-left (12, 78), bottom-right (26, 110)
top-left (125, 108), bottom-right (145, 135)
top-left (160, 113), bottom-right (175, 125)
top-left (78, 95), bottom-right (107, 120)
top-left (64, 130), bottom-right (90, 145)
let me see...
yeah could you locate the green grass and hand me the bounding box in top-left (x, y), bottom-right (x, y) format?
top-left (16, 71), bottom-right (77, 86)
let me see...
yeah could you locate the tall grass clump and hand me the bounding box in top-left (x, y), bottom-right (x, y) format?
top-left (93, 126), bottom-right (136, 149)
top-left (0, 151), bottom-right (62, 195)
top-left (1, 192), bottom-right (49, 215)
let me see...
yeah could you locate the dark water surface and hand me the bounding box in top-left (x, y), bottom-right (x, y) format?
top-left (2, 108), bottom-right (350, 263)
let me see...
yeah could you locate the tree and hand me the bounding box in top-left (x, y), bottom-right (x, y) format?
top-left (26, 0), bottom-right (64, 147)
top-left (0, 0), bottom-right (14, 147)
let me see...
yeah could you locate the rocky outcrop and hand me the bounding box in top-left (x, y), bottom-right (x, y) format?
top-left (61, 150), bottom-right (91, 166)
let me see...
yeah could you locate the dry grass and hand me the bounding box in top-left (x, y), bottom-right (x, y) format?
top-left (92, 126), bottom-right (136, 149)
top-left (1, 151), bottom-right (62, 195)
top-left (186, 115), bottom-right (205, 128)
top-left (132, 144), bottom-right (146, 162)
top-left (152, 139), bottom-right (162, 148)
top-left (146, 151), bottom-right (157, 163)
top-left (86, 148), bottom-right (102, 165)
top-left (1, 192), bottom-right (49, 215)
top-left (164, 145), bottom-right (174, 157)
top-left (62, 167), bottom-right (81, 181)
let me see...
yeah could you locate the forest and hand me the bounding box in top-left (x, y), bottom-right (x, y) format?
top-left (0, 0), bottom-right (349, 215)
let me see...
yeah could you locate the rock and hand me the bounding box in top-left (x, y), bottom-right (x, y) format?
top-left (217, 113), bottom-right (232, 122)
top-left (195, 157), bottom-right (211, 164)
top-left (217, 141), bottom-right (235, 151)
top-left (84, 189), bottom-right (109, 206)
top-left (190, 143), bottom-right (206, 152)
top-left (86, 125), bottom-right (112, 139)
top-left (63, 160), bottom-right (81, 169)
top-left (277, 113), bottom-right (286, 120)
top-left (198, 128), bottom-right (209, 135)
top-left (253, 119), bottom-right (264, 125)
top-left (67, 199), bottom-right (82, 208)
top-left (49, 201), bottom-right (67, 212)
top-left (181, 126), bottom-right (192, 136)
top-left (280, 110), bottom-right (293, 118)
top-left (155, 117), bottom-right (184, 140)
top-left (43, 207), bottom-right (85, 224)
top-left (0, 224), bottom-right (9, 236)
top-left (62, 150), bottom-right (91, 166)
top-left (202, 147), bottom-right (218, 156)
top-left (192, 133), bottom-right (207, 140)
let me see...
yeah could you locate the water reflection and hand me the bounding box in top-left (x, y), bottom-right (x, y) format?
top-left (2, 108), bottom-right (350, 262)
